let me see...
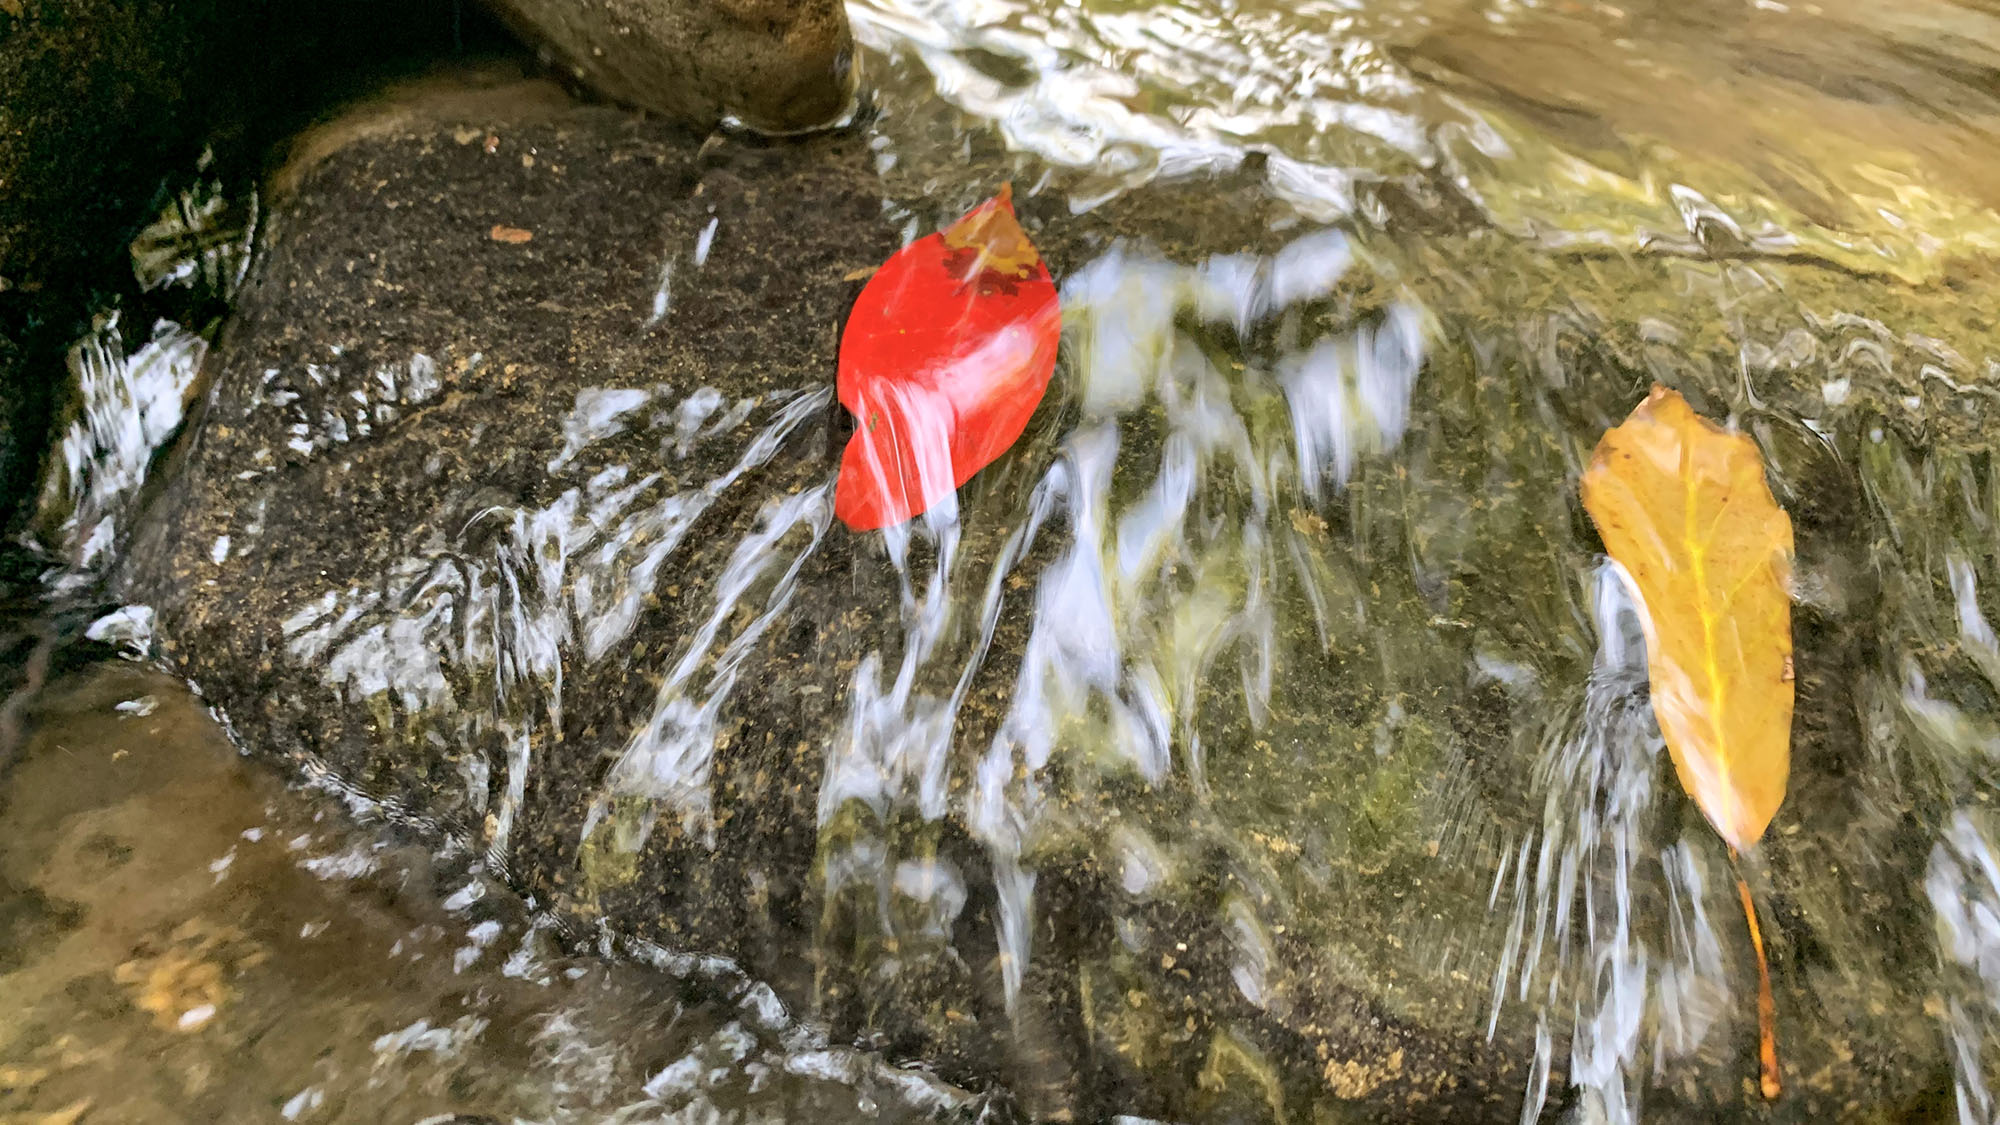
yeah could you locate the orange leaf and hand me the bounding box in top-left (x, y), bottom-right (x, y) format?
top-left (1582, 385), bottom-right (1793, 1099)
top-left (1581, 385), bottom-right (1793, 850)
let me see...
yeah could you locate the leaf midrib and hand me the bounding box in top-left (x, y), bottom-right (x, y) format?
top-left (1683, 427), bottom-right (1734, 830)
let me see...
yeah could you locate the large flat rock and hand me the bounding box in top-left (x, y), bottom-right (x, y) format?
top-left (120, 71), bottom-right (1971, 1123)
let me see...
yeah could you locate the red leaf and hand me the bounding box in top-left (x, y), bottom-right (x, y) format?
top-left (834, 184), bottom-right (1061, 531)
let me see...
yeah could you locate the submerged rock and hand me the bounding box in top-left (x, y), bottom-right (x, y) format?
top-left (121, 72), bottom-right (1982, 1123)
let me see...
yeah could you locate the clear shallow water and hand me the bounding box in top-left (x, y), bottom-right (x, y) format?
top-left (852, 0), bottom-right (2000, 278)
top-left (11, 1), bottom-right (2000, 1122)
top-left (0, 660), bottom-right (977, 1123)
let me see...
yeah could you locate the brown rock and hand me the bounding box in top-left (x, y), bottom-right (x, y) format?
top-left (481, 0), bottom-right (855, 132)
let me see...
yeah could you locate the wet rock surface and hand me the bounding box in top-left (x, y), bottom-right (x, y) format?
top-left (118, 76), bottom-right (1526, 1121)
top-left (117, 71), bottom-right (1985, 1123)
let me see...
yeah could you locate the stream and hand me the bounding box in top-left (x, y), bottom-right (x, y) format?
top-left (8, 1), bottom-right (2000, 1122)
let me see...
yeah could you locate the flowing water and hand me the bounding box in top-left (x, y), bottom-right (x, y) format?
top-left (10, 1), bottom-right (2000, 1122)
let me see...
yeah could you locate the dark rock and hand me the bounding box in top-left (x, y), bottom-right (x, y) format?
top-left (0, 0), bottom-right (849, 535)
top-left (0, 0), bottom-right (515, 533)
top-left (118, 76), bottom-right (1533, 1122)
